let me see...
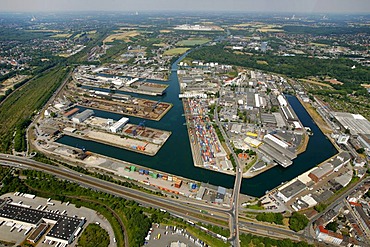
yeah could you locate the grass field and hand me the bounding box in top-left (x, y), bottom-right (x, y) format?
top-left (257, 60), bottom-right (268, 65)
top-left (104, 30), bottom-right (140, 43)
top-left (176, 38), bottom-right (210, 46)
top-left (153, 43), bottom-right (166, 47)
top-left (325, 78), bottom-right (344, 85)
top-left (50, 33), bottom-right (72, 38)
top-left (26, 29), bottom-right (60, 33)
top-left (0, 66), bottom-right (70, 152)
top-left (309, 42), bottom-right (329, 47)
top-left (257, 28), bottom-right (284, 32)
top-left (163, 48), bottom-right (190, 55)
top-left (299, 79), bottom-right (333, 88)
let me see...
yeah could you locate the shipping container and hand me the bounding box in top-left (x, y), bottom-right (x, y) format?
top-left (175, 180), bottom-right (182, 188)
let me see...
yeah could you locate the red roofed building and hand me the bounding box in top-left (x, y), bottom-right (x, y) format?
top-left (316, 225), bottom-right (343, 245)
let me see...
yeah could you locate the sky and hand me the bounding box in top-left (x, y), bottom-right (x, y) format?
top-left (0, 0), bottom-right (369, 13)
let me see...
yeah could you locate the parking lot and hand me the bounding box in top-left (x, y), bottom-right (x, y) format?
top-left (0, 193), bottom-right (116, 247)
top-left (144, 224), bottom-right (208, 247)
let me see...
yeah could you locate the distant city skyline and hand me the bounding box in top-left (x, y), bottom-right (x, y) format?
top-left (1, 0), bottom-right (370, 13)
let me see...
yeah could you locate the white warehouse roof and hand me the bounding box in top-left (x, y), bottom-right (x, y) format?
top-left (110, 117), bottom-right (129, 133)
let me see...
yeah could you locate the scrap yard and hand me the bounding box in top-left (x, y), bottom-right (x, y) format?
top-left (77, 96), bottom-right (171, 121)
top-left (33, 64), bottom-right (173, 159)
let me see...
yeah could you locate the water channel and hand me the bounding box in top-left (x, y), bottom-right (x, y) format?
top-left (57, 53), bottom-right (337, 197)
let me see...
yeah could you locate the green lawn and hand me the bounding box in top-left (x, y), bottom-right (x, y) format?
top-left (176, 38), bottom-right (210, 46)
top-left (163, 48), bottom-right (190, 55)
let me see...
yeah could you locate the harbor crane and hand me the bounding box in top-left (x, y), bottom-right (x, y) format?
top-left (132, 120), bottom-right (146, 136)
top-left (152, 100), bottom-right (161, 111)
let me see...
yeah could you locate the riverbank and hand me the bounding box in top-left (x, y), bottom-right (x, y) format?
top-left (297, 96), bottom-right (341, 152)
top-left (297, 96), bottom-right (333, 135)
top-left (33, 139), bottom-right (203, 198)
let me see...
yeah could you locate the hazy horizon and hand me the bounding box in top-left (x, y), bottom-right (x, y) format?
top-left (1, 0), bottom-right (369, 14)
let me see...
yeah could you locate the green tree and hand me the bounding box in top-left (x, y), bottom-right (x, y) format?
top-left (78, 224), bottom-right (110, 247)
top-left (314, 203), bottom-right (327, 213)
top-left (326, 222), bottom-right (338, 232)
top-left (289, 212), bottom-right (309, 232)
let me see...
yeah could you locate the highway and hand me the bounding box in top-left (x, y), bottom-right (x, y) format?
top-left (0, 155), bottom-right (230, 223)
top-left (0, 154), bottom-right (317, 245)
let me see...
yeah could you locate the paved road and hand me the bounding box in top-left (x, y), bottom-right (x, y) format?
top-left (214, 89), bottom-right (242, 247)
top-left (0, 154), bottom-right (321, 245)
top-left (0, 154), bottom-right (230, 224)
top-left (304, 177), bottom-right (370, 242)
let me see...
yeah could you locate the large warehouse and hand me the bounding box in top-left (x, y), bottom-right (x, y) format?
top-left (72, 109), bottom-right (94, 124)
top-left (109, 117), bottom-right (129, 133)
top-left (0, 202), bottom-right (85, 245)
top-left (331, 112), bottom-right (370, 136)
top-left (277, 180), bottom-right (306, 202)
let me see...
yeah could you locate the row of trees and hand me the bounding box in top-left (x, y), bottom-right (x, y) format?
top-left (240, 233), bottom-right (313, 247)
top-left (256, 212), bottom-right (284, 225)
top-left (255, 211), bottom-right (309, 232)
top-left (0, 166), bottom-right (316, 246)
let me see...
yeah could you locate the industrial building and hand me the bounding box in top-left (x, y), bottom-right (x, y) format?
top-left (331, 112), bottom-right (370, 136)
top-left (0, 202), bottom-right (85, 245)
top-left (308, 163), bottom-right (334, 183)
top-left (263, 134), bottom-right (296, 159)
top-left (281, 105), bottom-right (298, 121)
top-left (215, 187), bottom-right (226, 204)
top-left (277, 180), bottom-right (306, 203)
top-left (45, 216), bottom-right (84, 245)
top-left (261, 113), bottom-right (277, 126)
top-left (28, 223), bottom-right (48, 243)
top-left (109, 117), bottom-right (129, 133)
top-left (272, 112), bottom-right (286, 128)
top-left (333, 171), bottom-right (352, 188)
top-left (332, 152), bottom-right (351, 172)
top-left (71, 109), bottom-right (94, 123)
top-left (308, 152), bottom-right (351, 183)
top-left (259, 143), bottom-right (293, 168)
top-left (357, 134), bottom-right (370, 151)
top-left (259, 133), bottom-right (296, 168)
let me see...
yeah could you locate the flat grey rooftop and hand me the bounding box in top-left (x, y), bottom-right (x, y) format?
top-left (332, 112), bottom-right (370, 135)
top-left (279, 180), bottom-right (306, 199)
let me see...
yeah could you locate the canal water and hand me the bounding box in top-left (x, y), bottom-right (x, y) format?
top-left (58, 54), bottom-right (337, 197)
